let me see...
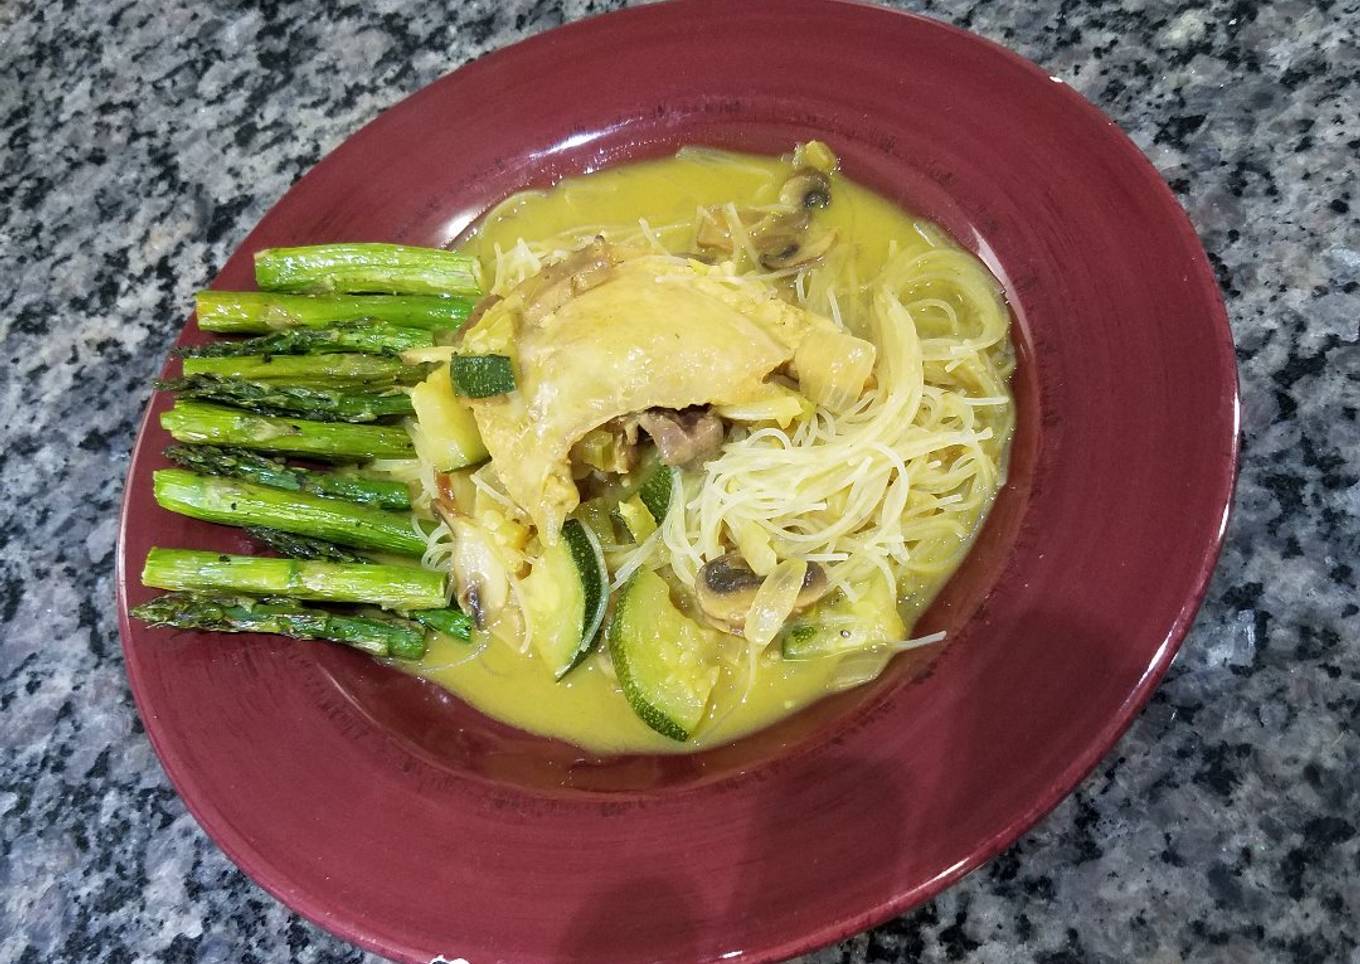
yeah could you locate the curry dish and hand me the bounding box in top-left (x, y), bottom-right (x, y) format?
top-left (136, 142), bottom-right (1014, 755)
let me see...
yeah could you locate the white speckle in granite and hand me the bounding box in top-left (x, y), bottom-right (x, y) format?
top-left (1202, 610), bottom-right (1257, 669)
top-left (2, 0), bottom-right (1357, 962)
top-left (84, 516), bottom-right (119, 566)
top-left (1160, 9), bottom-right (1208, 47)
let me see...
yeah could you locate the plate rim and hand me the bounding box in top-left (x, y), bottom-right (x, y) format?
top-left (115, 1), bottom-right (1240, 960)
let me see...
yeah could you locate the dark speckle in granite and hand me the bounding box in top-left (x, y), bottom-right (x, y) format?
top-left (2, 0), bottom-right (1358, 961)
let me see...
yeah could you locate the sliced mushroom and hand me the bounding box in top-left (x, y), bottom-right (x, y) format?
top-left (433, 500), bottom-right (509, 630)
top-left (694, 205), bottom-right (837, 270)
top-left (780, 169), bottom-right (832, 210)
top-left (517, 237), bottom-right (619, 323)
top-left (694, 217), bottom-right (732, 253)
top-left (696, 208), bottom-right (801, 251)
top-left (748, 209), bottom-right (808, 254)
top-left (694, 207), bottom-right (759, 254)
top-left (695, 553), bottom-right (828, 633)
top-left (635, 407), bottom-right (725, 467)
top-left (461, 583), bottom-right (487, 630)
top-left (758, 227), bottom-right (838, 271)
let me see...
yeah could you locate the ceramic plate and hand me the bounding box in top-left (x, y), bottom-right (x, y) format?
top-left (116, 1), bottom-right (1238, 960)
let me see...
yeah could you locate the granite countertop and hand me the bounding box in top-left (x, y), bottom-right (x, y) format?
top-left (2, 0), bottom-right (1357, 960)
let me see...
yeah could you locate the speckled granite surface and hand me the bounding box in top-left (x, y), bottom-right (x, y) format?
top-left (2, 0), bottom-right (1357, 960)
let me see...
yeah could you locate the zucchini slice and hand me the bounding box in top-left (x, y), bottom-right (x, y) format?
top-left (524, 518), bottom-right (608, 679)
top-left (410, 364), bottom-right (489, 470)
top-left (613, 495), bottom-right (657, 542)
top-left (607, 569), bottom-right (719, 741)
top-left (780, 574), bottom-right (905, 660)
top-left (637, 461), bottom-right (674, 523)
top-left (575, 497), bottom-right (618, 547)
top-left (451, 354), bottom-right (516, 398)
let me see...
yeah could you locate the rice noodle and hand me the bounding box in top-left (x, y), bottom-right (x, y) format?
top-left (403, 152), bottom-right (1014, 728)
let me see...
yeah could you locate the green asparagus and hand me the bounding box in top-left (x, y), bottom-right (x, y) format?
top-left (180, 353), bottom-right (427, 387)
top-left (153, 469), bottom-right (428, 556)
top-left (133, 592), bottom-right (429, 659)
top-left (245, 527), bottom-right (374, 563)
top-left (164, 445), bottom-right (410, 509)
top-left (241, 528), bottom-right (473, 641)
top-left (254, 243), bottom-right (481, 297)
top-left (177, 323), bottom-right (433, 358)
top-left (141, 548), bottom-right (445, 610)
top-left (195, 290), bottom-right (476, 334)
top-left (410, 607), bottom-right (473, 641)
top-left (160, 401), bottom-right (414, 461)
top-left (158, 376), bottom-right (414, 423)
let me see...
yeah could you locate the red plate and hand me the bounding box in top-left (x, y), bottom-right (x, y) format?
top-left (116, 1), bottom-right (1238, 960)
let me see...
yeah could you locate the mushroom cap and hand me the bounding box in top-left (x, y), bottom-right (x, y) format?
top-left (780, 169), bottom-right (832, 210)
top-left (695, 552), bottom-right (828, 633)
top-left (758, 228), bottom-right (838, 271)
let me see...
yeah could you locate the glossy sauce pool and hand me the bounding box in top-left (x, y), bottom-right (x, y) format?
top-left (403, 148), bottom-right (1012, 755)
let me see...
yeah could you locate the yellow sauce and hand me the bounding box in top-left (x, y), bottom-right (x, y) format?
top-left (405, 147), bottom-right (1009, 755)
top-left (414, 630), bottom-right (848, 755)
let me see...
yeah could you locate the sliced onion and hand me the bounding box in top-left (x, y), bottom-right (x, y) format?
top-left (793, 329), bottom-right (876, 413)
top-left (436, 507), bottom-right (510, 626)
top-left (730, 519), bottom-right (778, 576)
top-left (828, 647), bottom-right (893, 692)
top-left (742, 558), bottom-right (808, 648)
top-left (827, 631), bottom-right (949, 691)
top-left (715, 382), bottom-right (811, 428)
